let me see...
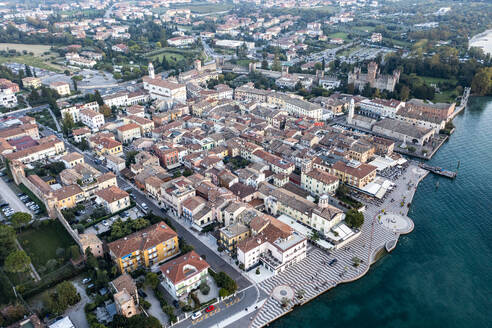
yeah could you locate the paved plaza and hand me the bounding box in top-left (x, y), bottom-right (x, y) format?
top-left (248, 163), bottom-right (428, 328)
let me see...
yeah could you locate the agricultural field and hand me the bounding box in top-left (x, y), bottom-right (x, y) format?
top-left (0, 43), bottom-right (63, 72)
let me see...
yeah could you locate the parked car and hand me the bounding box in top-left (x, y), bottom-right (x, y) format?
top-left (82, 278), bottom-right (91, 284)
top-left (191, 311), bottom-right (202, 320)
top-left (141, 203), bottom-right (148, 211)
top-left (329, 259), bottom-right (338, 266)
top-left (138, 290), bottom-right (147, 298)
top-left (205, 305), bottom-right (215, 313)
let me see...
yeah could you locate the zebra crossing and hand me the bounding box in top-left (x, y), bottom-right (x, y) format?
top-left (248, 164), bottom-right (425, 328)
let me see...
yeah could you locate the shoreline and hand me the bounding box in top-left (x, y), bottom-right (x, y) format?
top-left (249, 163), bottom-right (429, 328)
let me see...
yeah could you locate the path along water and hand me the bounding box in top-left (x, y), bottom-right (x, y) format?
top-left (271, 97), bottom-right (492, 328)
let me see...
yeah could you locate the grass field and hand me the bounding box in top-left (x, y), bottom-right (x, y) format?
top-left (420, 76), bottom-right (458, 85)
top-left (0, 43), bottom-right (51, 56)
top-left (327, 32), bottom-right (350, 40)
top-left (0, 43), bottom-right (63, 72)
top-left (0, 55), bottom-right (63, 72)
top-left (149, 52), bottom-right (185, 64)
top-left (433, 90), bottom-right (457, 103)
top-left (17, 221), bottom-right (76, 269)
top-left (352, 26), bottom-right (376, 33)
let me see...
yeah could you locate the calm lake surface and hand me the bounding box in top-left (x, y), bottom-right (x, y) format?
top-left (271, 97), bottom-right (492, 328)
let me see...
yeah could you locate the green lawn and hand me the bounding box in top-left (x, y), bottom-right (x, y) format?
top-left (420, 76), bottom-right (457, 85)
top-left (17, 220), bottom-right (76, 269)
top-left (352, 26), bottom-right (376, 33)
top-left (327, 32), bottom-right (350, 40)
top-left (433, 90), bottom-right (457, 103)
top-left (149, 52), bottom-right (185, 64)
top-left (0, 55), bottom-right (63, 73)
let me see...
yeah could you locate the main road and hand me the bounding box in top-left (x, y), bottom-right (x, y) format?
top-left (39, 126), bottom-right (268, 326)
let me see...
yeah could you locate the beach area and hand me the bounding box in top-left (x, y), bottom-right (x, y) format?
top-left (469, 29), bottom-right (492, 56)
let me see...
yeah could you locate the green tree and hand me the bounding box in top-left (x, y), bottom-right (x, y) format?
top-left (272, 53), bottom-right (281, 72)
top-left (62, 113), bottom-right (75, 136)
top-left (0, 225), bottom-right (16, 263)
top-left (345, 209), bottom-right (364, 229)
top-left (11, 212), bottom-right (31, 232)
top-left (5, 250), bottom-right (31, 278)
top-left (145, 272), bottom-right (160, 290)
top-left (25, 64), bottom-right (32, 77)
top-left (94, 90), bottom-right (104, 106)
top-left (471, 67), bottom-right (492, 96)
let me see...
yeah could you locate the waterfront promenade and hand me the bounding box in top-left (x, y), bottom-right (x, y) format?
top-left (249, 163), bottom-right (428, 328)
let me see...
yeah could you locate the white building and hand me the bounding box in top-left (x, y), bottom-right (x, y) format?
top-left (159, 251), bottom-right (210, 300)
top-left (359, 98), bottom-right (405, 119)
top-left (237, 215), bottom-right (307, 274)
top-left (60, 102), bottom-right (99, 122)
top-left (79, 108), bottom-right (105, 130)
top-left (0, 88), bottom-right (18, 108)
top-left (143, 69), bottom-right (187, 104)
top-left (167, 36), bottom-right (195, 47)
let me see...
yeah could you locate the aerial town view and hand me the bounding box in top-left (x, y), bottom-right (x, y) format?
top-left (0, 0), bottom-right (491, 328)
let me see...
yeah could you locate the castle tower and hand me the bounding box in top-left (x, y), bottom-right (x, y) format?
top-left (367, 61), bottom-right (378, 82)
top-left (347, 98), bottom-right (355, 125)
top-left (148, 62), bottom-right (155, 79)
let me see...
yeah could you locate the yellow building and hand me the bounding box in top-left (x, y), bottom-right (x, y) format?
top-left (329, 161), bottom-right (377, 188)
top-left (95, 138), bottom-right (123, 156)
top-left (22, 77), bottom-right (42, 89)
top-left (53, 184), bottom-right (84, 209)
top-left (348, 141), bottom-right (375, 163)
top-left (219, 222), bottom-right (250, 252)
top-left (108, 221), bottom-right (179, 273)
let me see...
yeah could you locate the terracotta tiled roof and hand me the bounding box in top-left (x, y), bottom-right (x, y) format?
top-left (108, 221), bottom-right (177, 258)
top-left (96, 186), bottom-right (129, 203)
top-left (159, 250), bottom-right (210, 285)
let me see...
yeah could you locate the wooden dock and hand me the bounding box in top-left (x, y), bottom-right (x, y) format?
top-left (419, 163), bottom-right (457, 179)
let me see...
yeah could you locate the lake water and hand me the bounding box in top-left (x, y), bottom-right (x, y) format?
top-left (271, 97), bottom-right (492, 328)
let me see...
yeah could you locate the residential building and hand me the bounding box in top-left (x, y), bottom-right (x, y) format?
top-left (80, 109), bottom-right (105, 130)
top-left (160, 251), bottom-right (210, 300)
top-left (108, 221), bottom-right (179, 272)
top-left (50, 81), bottom-right (71, 96)
top-left (301, 168), bottom-right (339, 196)
top-left (117, 123), bottom-right (141, 144)
top-left (0, 87), bottom-right (18, 108)
top-left (79, 233), bottom-right (104, 257)
top-left (237, 215), bottom-right (307, 273)
top-left (110, 274), bottom-right (139, 318)
top-left (329, 160), bottom-right (377, 188)
top-left (22, 77), bottom-right (42, 89)
top-left (95, 186), bottom-right (130, 214)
